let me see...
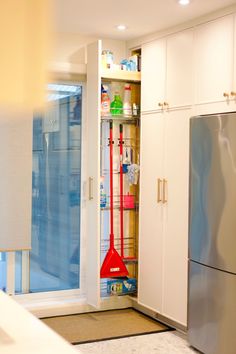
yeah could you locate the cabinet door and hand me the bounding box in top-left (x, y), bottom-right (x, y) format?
top-left (138, 112), bottom-right (164, 312)
top-left (162, 108), bottom-right (190, 326)
top-left (87, 41), bottom-right (101, 307)
top-left (166, 29), bottom-right (194, 108)
top-left (194, 15), bottom-right (234, 105)
top-left (141, 39), bottom-right (166, 113)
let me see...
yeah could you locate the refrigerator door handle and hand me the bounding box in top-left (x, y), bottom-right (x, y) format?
top-left (157, 178), bottom-right (162, 203)
top-left (163, 179), bottom-right (167, 204)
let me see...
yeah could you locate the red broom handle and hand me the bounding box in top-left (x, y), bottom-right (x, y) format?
top-left (119, 124), bottom-right (124, 258)
top-left (109, 122), bottom-right (114, 248)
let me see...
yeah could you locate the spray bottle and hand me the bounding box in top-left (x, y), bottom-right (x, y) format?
top-left (123, 84), bottom-right (132, 117)
top-left (101, 85), bottom-right (110, 116)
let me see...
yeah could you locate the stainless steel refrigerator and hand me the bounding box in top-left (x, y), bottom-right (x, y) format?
top-left (188, 112), bottom-right (236, 354)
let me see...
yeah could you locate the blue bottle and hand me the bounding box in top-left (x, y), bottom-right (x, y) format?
top-left (100, 178), bottom-right (107, 208)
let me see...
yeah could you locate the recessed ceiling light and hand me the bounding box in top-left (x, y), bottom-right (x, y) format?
top-left (178, 0), bottom-right (190, 5)
top-left (116, 24), bottom-right (127, 31)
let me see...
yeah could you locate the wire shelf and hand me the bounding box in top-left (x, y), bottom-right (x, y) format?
top-left (101, 115), bottom-right (140, 125)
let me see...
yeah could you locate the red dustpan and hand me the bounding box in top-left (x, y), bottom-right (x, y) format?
top-left (100, 122), bottom-right (128, 278)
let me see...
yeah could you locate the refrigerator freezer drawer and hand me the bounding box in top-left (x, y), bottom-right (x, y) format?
top-left (188, 261), bottom-right (236, 354)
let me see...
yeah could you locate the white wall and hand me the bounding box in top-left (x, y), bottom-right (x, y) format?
top-left (101, 39), bottom-right (127, 64)
top-left (51, 33), bottom-right (96, 65)
top-left (0, 108), bottom-right (32, 251)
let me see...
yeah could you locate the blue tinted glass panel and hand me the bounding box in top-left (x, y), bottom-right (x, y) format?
top-left (0, 253), bottom-right (6, 292)
top-left (30, 84), bottom-right (82, 292)
top-left (15, 251), bottom-right (22, 294)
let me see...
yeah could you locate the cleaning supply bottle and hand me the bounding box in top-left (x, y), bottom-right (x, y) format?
top-left (100, 177), bottom-right (107, 208)
top-left (123, 84), bottom-right (132, 117)
top-left (110, 92), bottom-right (123, 116)
top-left (101, 85), bottom-right (110, 116)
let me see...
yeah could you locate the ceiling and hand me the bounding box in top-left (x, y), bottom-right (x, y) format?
top-left (53, 0), bottom-right (236, 40)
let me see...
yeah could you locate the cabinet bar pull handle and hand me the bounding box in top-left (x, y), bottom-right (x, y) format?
top-left (157, 178), bottom-right (162, 203)
top-left (158, 102), bottom-right (163, 109)
top-left (223, 92), bottom-right (230, 98)
top-left (89, 177), bottom-right (94, 200)
top-left (163, 179), bottom-right (167, 204)
top-left (231, 91), bottom-right (236, 97)
top-left (163, 102), bottom-right (169, 109)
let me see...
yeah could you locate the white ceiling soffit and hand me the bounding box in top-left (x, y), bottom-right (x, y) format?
top-left (53, 0), bottom-right (236, 40)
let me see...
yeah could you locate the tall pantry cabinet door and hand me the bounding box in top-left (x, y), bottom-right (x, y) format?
top-left (162, 109), bottom-right (191, 326)
top-left (138, 113), bottom-right (165, 313)
top-left (141, 39), bottom-right (166, 113)
top-left (86, 40), bottom-right (101, 308)
top-left (166, 29), bottom-right (194, 108)
top-left (194, 15), bottom-right (234, 105)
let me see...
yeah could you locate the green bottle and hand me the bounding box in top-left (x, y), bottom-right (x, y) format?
top-left (110, 92), bottom-right (123, 116)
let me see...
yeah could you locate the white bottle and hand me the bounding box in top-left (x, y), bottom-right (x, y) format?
top-left (123, 84), bottom-right (132, 117)
top-left (101, 85), bottom-right (110, 116)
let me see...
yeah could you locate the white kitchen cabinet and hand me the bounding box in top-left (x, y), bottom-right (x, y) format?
top-left (141, 39), bottom-right (166, 113)
top-left (86, 12), bottom-right (236, 321)
top-left (138, 112), bottom-right (165, 313)
top-left (86, 40), bottom-right (141, 308)
top-left (141, 29), bottom-right (194, 113)
top-left (166, 30), bottom-right (194, 109)
top-left (138, 108), bottom-right (191, 326)
top-left (194, 15), bottom-right (234, 106)
top-left (87, 40), bottom-right (101, 308)
top-left (161, 109), bottom-right (189, 325)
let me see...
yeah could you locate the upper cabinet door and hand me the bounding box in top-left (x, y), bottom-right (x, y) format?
top-left (194, 15), bottom-right (234, 104)
top-left (141, 39), bottom-right (166, 113)
top-left (166, 29), bottom-right (194, 108)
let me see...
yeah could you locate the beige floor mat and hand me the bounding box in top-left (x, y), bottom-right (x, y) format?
top-left (41, 308), bottom-right (170, 344)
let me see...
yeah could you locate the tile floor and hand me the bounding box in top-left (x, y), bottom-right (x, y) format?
top-left (75, 331), bottom-right (199, 354)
